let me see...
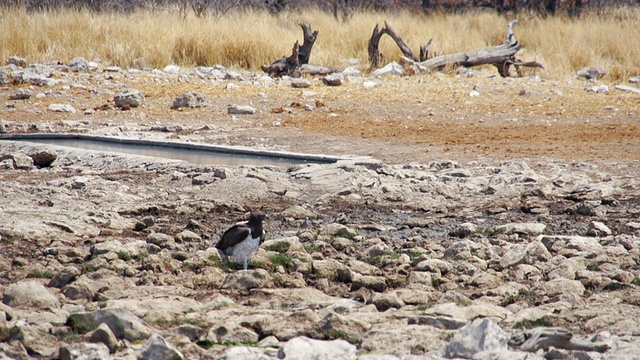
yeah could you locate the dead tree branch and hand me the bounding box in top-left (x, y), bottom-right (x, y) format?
top-left (368, 22), bottom-right (432, 70)
top-left (377, 20), bottom-right (542, 77)
top-left (509, 327), bottom-right (610, 353)
top-left (262, 23), bottom-right (319, 78)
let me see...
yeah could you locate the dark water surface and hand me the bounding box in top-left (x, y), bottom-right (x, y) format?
top-left (21, 138), bottom-right (321, 167)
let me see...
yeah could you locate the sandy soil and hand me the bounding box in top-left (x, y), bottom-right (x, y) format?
top-left (2, 67), bottom-right (639, 173)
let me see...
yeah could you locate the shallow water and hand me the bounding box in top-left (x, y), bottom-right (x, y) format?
top-left (21, 138), bottom-right (316, 167)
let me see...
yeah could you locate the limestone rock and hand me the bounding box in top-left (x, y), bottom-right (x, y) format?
top-left (370, 62), bottom-right (403, 77)
top-left (67, 307), bottom-right (151, 341)
top-left (323, 73), bottom-right (343, 86)
top-left (278, 336), bottom-right (357, 360)
top-left (0, 153), bottom-right (34, 170)
top-left (587, 221), bottom-right (612, 237)
top-left (371, 293), bottom-right (405, 311)
top-left (48, 266), bottom-right (81, 288)
top-left (222, 269), bottom-right (274, 291)
top-left (443, 318), bottom-right (509, 359)
top-left (221, 346), bottom-right (274, 360)
top-left (171, 92), bottom-right (206, 109)
top-left (59, 343), bottom-right (110, 360)
top-left (2, 280), bottom-right (60, 310)
top-left (6, 56), bottom-right (27, 67)
top-left (228, 105), bottom-right (256, 115)
top-left (47, 103), bottom-right (77, 113)
top-left (291, 78), bottom-right (311, 88)
top-left (114, 89), bottom-right (145, 108)
top-left (68, 57), bottom-right (97, 72)
top-left (138, 334), bottom-right (184, 360)
top-left (88, 323), bottom-right (119, 353)
top-left (29, 148), bottom-right (58, 167)
top-left (9, 88), bottom-right (32, 100)
top-left (496, 223), bottom-right (546, 236)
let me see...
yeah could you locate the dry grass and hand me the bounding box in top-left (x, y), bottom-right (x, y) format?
top-left (1, 7), bottom-right (639, 80)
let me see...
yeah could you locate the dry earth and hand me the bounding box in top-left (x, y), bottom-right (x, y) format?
top-left (1, 61), bottom-right (640, 360)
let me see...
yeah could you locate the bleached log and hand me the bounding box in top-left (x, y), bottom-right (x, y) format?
top-left (398, 20), bottom-right (543, 77)
top-left (509, 327), bottom-right (610, 353)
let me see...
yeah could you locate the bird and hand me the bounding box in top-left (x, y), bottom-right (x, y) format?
top-left (215, 211), bottom-right (268, 270)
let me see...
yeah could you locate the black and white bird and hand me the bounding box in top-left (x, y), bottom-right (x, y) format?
top-left (215, 211), bottom-right (268, 270)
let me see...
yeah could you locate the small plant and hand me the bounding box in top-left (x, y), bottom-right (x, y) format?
top-left (408, 250), bottom-right (425, 260)
top-left (431, 277), bottom-right (445, 289)
top-left (414, 302), bottom-right (433, 311)
top-left (325, 329), bottom-right (361, 345)
top-left (632, 277), bottom-right (640, 286)
top-left (269, 253), bottom-right (294, 268)
top-left (304, 244), bottom-right (322, 253)
top-left (264, 242), bottom-right (290, 252)
top-left (442, 332), bottom-right (455, 342)
top-left (137, 252), bottom-right (149, 261)
top-left (332, 229), bottom-right (356, 240)
top-left (117, 251), bottom-right (132, 261)
top-left (513, 317), bottom-right (553, 330)
top-left (29, 269), bottom-right (53, 279)
top-left (364, 255), bottom-right (387, 269)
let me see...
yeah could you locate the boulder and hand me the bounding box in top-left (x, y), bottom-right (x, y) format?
top-left (171, 92), bottom-right (206, 109)
top-left (29, 148), bottom-right (58, 167)
top-left (59, 343), bottom-right (110, 360)
top-left (278, 336), bottom-right (357, 360)
top-left (67, 307), bottom-right (152, 341)
top-left (2, 280), bottom-right (59, 310)
top-left (443, 318), bottom-right (509, 359)
top-left (114, 89), bottom-right (145, 108)
top-left (138, 334), bottom-right (183, 360)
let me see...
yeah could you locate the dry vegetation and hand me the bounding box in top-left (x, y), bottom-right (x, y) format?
top-left (1, 6), bottom-right (640, 80)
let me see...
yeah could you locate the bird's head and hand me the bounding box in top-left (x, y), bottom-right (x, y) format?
top-left (248, 210), bottom-right (269, 224)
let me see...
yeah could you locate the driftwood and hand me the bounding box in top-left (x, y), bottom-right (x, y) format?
top-left (370, 20), bottom-right (543, 77)
top-left (262, 23), bottom-right (319, 77)
top-left (509, 327), bottom-right (610, 353)
top-left (368, 22), bottom-right (433, 70)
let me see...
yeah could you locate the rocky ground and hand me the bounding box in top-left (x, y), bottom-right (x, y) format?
top-left (1, 57), bottom-right (640, 359)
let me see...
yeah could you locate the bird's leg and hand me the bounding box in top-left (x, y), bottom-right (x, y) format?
top-left (217, 249), bottom-right (229, 263)
top-left (243, 258), bottom-right (248, 271)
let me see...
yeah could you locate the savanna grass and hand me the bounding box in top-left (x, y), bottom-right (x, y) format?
top-left (1, 6), bottom-right (639, 80)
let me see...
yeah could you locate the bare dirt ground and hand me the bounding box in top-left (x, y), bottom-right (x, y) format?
top-left (2, 67), bottom-right (639, 174)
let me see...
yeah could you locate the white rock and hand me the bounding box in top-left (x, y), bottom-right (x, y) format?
top-left (443, 318), bottom-right (509, 359)
top-left (497, 223), bottom-right (546, 236)
top-left (589, 84), bottom-right (610, 94)
top-left (587, 221), bottom-right (612, 237)
top-left (228, 105), bottom-right (256, 115)
top-left (278, 336), bottom-right (357, 360)
top-left (138, 334), bottom-right (184, 360)
top-left (2, 280), bottom-right (60, 310)
top-left (469, 90), bottom-right (480, 98)
top-left (114, 89), bottom-right (145, 108)
top-left (370, 62), bottom-right (403, 77)
top-left (163, 65), bottom-right (181, 74)
top-left (221, 346), bottom-right (274, 360)
top-left (47, 103), bottom-right (77, 113)
top-left (59, 343), bottom-right (110, 360)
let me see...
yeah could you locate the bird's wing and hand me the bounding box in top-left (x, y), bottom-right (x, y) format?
top-left (216, 225), bottom-right (251, 250)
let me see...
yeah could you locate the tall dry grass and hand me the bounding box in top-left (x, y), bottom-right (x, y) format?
top-left (0, 6), bottom-right (639, 80)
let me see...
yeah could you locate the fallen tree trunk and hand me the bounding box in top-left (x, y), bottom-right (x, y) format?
top-left (371, 20), bottom-right (542, 77)
top-left (509, 327), bottom-right (610, 353)
top-left (262, 23), bottom-right (319, 77)
top-left (368, 22), bottom-right (432, 70)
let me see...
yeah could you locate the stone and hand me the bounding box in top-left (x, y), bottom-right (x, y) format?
top-left (9, 88), bottom-right (32, 100)
top-left (443, 318), bottom-right (509, 359)
top-left (29, 148), bottom-right (58, 167)
top-left (587, 221), bottom-right (612, 237)
top-left (47, 104), bottom-right (77, 113)
top-left (371, 293), bottom-right (405, 311)
top-left (6, 56), bottom-right (27, 67)
top-left (88, 323), bottom-right (119, 353)
top-left (59, 343), bottom-right (110, 360)
top-left (114, 89), bottom-right (145, 108)
top-left (291, 78), bottom-right (311, 88)
top-left (48, 266), bottom-right (81, 288)
top-left (542, 278), bottom-right (585, 297)
top-left (323, 73), bottom-right (343, 86)
top-left (370, 62), bottom-right (403, 77)
top-left (278, 336), bottom-right (357, 360)
top-left (496, 223), bottom-right (546, 236)
top-left (589, 85), bottom-right (609, 94)
top-left (171, 92), bottom-right (206, 109)
top-left (138, 334), bottom-right (184, 360)
top-left (577, 67), bottom-right (606, 80)
top-left (1, 153), bottom-right (34, 170)
top-left (221, 269), bottom-right (274, 291)
top-left (451, 222), bottom-right (478, 238)
top-left (351, 275), bottom-right (387, 292)
top-left (280, 205), bottom-right (318, 220)
top-left (221, 346), bottom-right (274, 360)
top-left (228, 105), bottom-right (256, 115)
top-left (67, 307), bottom-right (152, 341)
top-left (163, 65), bottom-right (181, 74)
top-left (2, 280), bottom-right (59, 310)
top-left (68, 57), bottom-right (97, 72)
top-left (499, 245), bottom-right (529, 269)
